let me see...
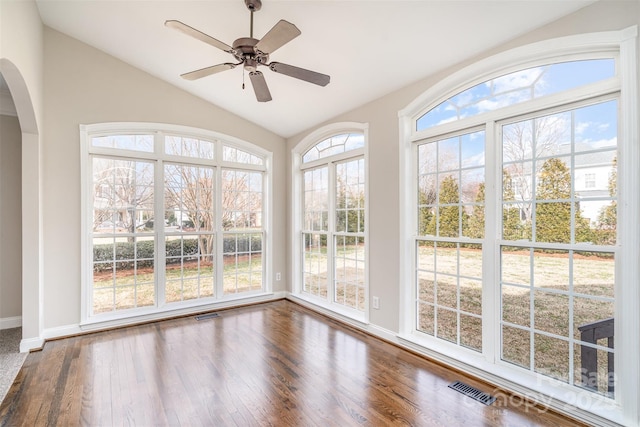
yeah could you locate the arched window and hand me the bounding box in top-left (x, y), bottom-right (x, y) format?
top-left (292, 124), bottom-right (368, 321)
top-left (400, 27), bottom-right (638, 424)
top-left (81, 123), bottom-right (271, 323)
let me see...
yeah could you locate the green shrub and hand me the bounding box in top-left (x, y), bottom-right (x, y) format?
top-left (93, 234), bottom-right (262, 272)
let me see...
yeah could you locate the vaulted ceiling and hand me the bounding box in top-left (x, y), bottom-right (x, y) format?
top-left (35, 0), bottom-right (594, 138)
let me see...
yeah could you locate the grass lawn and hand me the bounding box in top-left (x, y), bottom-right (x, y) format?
top-left (417, 246), bottom-right (615, 396)
top-left (93, 254), bottom-right (263, 313)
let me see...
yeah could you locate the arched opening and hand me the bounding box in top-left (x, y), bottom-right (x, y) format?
top-left (0, 58), bottom-right (43, 354)
top-left (0, 73), bottom-right (22, 329)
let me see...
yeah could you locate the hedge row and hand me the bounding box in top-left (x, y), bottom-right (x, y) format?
top-left (93, 235), bottom-right (262, 272)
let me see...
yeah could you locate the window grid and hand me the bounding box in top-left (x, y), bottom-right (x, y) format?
top-left (416, 130), bottom-right (485, 352)
top-left (85, 128), bottom-right (269, 319)
top-left (221, 169), bottom-right (264, 295)
top-left (334, 158), bottom-right (366, 310)
top-left (499, 99), bottom-right (618, 397)
top-left (91, 157), bottom-right (156, 314)
top-left (302, 133), bottom-right (365, 163)
top-left (300, 134), bottom-right (366, 313)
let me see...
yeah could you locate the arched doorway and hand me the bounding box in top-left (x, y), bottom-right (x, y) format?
top-left (0, 58), bottom-right (43, 352)
top-left (0, 73), bottom-right (22, 330)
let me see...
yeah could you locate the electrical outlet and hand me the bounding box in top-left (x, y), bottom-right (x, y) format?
top-left (276, 272), bottom-right (281, 281)
top-left (373, 296), bottom-right (380, 309)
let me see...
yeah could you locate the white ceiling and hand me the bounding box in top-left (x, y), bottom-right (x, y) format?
top-left (35, 0), bottom-right (594, 138)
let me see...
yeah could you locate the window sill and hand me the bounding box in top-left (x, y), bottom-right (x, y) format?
top-left (398, 331), bottom-right (624, 427)
top-left (80, 291), bottom-right (283, 332)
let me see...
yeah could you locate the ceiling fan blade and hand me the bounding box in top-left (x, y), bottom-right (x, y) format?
top-left (268, 62), bottom-right (330, 87)
top-left (249, 71), bottom-right (272, 102)
top-left (180, 63), bottom-right (237, 80)
top-left (255, 20), bottom-right (301, 54)
top-left (165, 20), bottom-right (233, 53)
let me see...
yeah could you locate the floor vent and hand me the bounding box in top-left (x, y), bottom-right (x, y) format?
top-left (195, 312), bottom-right (220, 321)
top-left (448, 381), bottom-right (496, 405)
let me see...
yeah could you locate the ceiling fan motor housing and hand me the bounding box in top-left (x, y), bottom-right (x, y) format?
top-left (232, 37), bottom-right (269, 71)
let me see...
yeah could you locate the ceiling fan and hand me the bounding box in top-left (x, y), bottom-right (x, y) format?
top-left (165, 0), bottom-right (330, 102)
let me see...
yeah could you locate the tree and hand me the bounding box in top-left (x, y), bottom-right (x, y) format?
top-left (502, 169), bottom-right (527, 240)
top-left (466, 182), bottom-right (485, 239)
top-left (336, 172), bottom-right (365, 234)
top-left (93, 159), bottom-right (154, 242)
top-left (164, 165), bottom-right (215, 261)
top-left (503, 115), bottom-right (569, 222)
top-left (535, 158), bottom-right (592, 243)
top-left (426, 175), bottom-right (467, 240)
top-left (596, 157), bottom-right (617, 245)
top-left (418, 176), bottom-right (436, 236)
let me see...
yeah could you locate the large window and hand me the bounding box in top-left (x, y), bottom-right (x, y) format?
top-left (416, 130), bottom-right (485, 351)
top-left (401, 28), bottom-right (638, 425)
top-left (293, 126), bottom-right (368, 320)
top-left (82, 124), bottom-right (271, 322)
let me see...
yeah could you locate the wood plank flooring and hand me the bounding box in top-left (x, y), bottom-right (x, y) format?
top-left (0, 300), bottom-right (585, 426)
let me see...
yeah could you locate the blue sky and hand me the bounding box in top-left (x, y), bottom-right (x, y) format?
top-left (417, 58), bottom-right (615, 131)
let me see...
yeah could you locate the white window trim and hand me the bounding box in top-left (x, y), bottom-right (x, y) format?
top-left (80, 122), bottom-right (274, 328)
top-left (291, 122), bottom-right (370, 323)
top-left (399, 27), bottom-right (638, 427)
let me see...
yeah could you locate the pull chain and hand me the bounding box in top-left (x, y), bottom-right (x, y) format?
top-left (242, 70), bottom-right (245, 90)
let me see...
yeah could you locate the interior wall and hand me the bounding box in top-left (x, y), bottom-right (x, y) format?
top-left (0, 115), bottom-right (22, 325)
top-left (286, 0), bottom-right (640, 334)
top-left (42, 27), bottom-right (286, 330)
top-left (0, 0), bottom-right (44, 349)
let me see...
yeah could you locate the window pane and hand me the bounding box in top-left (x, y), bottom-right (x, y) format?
top-left (502, 284), bottom-right (530, 327)
top-left (165, 235), bottom-right (215, 303)
top-left (460, 314), bottom-right (482, 351)
top-left (222, 169), bottom-right (263, 231)
top-left (302, 133), bottom-right (364, 163)
top-left (574, 251), bottom-right (614, 298)
top-left (502, 325), bottom-right (531, 369)
top-left (417, 241), bottom-right (483, 351)
top-left (92, 134), bottom-right (154, 152)
top-left (223, 145), bottom-right (263, 165)
top-left (574, 343), bottom-right (614, 397)
top-left (92, 158), bottom-right (155, 235)
top-left (334, 236), bottom-right (365, 311)
top-left (534, 334), bottom-right (570, 382)
top-left (303, 232), bottom-right (328, 298)
top-left (303, 167), bottom-right (328, 231)
top-left (91, 156), bottom-right (155, 315)
top-left (499, 100), bottom-right (617, 398)
top-left (436, 307), bottom-right (457, 344)
top-left (223, 233), bottom-right (263, 295)
top-left (336, 159), bottom-right (365, 234)
top-left (92, 237), bottom-right (155, 314)
top-left (165, 135), bottom-right (214, 159)
top-left (165, 164), bottom-right (215, 232)
top-left (533, 249), bottom-right (569, 291)
top-left (418, 59), bottom-right (615, 131)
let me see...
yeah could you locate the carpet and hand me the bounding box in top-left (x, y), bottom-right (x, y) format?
top-left (0, 328), bottom-right (27, 404)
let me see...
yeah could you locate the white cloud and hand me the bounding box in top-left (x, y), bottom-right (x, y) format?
top-left (490, 68), bottom-right (544, 94)
top-left (575, 121), bottom-right (590, 135)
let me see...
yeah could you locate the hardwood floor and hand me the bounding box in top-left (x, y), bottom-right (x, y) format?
top-left (0, 300), bottom-right (585, 426)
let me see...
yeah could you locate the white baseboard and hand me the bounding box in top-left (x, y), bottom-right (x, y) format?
top-left (35, 292), bottom-right (288, 345)
top-left (20, 336), bottom-right (44, 353)
top-left (0, 315), bottom-right (21, 330)
top-left (285, 292), bottom-right (621, 427)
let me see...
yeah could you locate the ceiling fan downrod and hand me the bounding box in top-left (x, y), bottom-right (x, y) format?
top-left (245, 0), bottom-right (261, 38)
